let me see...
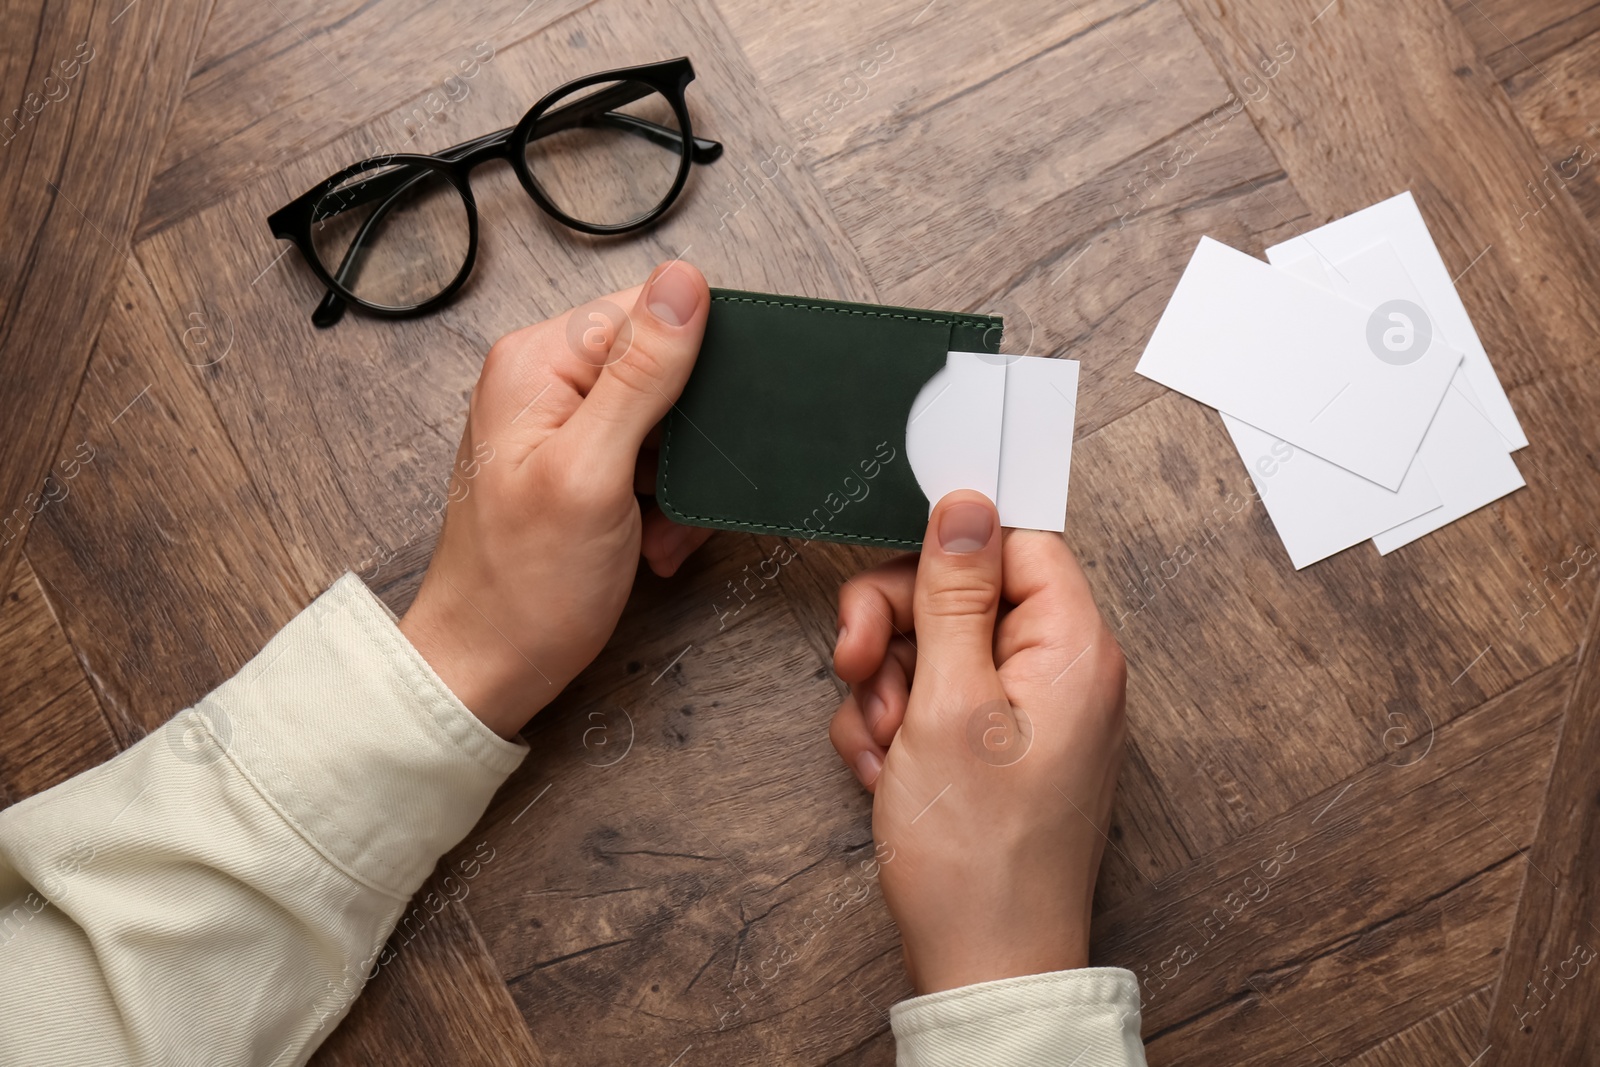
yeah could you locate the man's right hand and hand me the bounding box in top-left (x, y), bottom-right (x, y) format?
top-left (829, 490), bottom-right (1128, 995)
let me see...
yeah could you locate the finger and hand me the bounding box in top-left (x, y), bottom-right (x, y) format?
top-left (856, 636), bottom-right (916, 747)
top-left (1000, 529), bottom-right (1098, 615)
top-left (911, 490), bottom-right (1004, 699)
top-left (993, 530), bottom-right (1106, 666)
top-left (640, 506), bottom-right (713, 578)
top-left (829, 694), bottom-right (885, 793)
top-left (470, 284), bottom-right (645, 455)
top-left (834, 554), bottom-right (918, 684)
top-left (559, 261), bottom-right (710, 483)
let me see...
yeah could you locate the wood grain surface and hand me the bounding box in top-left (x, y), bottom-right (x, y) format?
top-left (3, 0), bottom-right (1599, 1062)
top-left (0, 0), bottom-right (213, 599)
top-left (1483, 583), bottom-right (1600, 1061)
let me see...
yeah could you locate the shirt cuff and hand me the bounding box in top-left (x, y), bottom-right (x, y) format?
top-left (198, 572), bottom-right (528, 899)
top-left (890, 968), bottom-right (1147, 1067)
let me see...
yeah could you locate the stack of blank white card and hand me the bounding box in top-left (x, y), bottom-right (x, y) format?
top-left (1134, 191), bottom-right (1526, 569)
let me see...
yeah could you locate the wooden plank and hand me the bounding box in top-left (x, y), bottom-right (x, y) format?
top-left (1091, 663), bottom-right (1568, 1058)
top-left (24, 258), bottom-right (311, 740)
top-left (1483, 582), bottom-right (1600, 1060)
top-left (1345, 986), bottom-right (1491, 1067)
top-left (1147, 862), bottom-right (1518, 1066)
top-left (0, 0), bottom-right (213, 601)
top-left (1449, 0), bottom-right (1600, 80)
top-left (814, 1027), bottom-right (894, 1067)
top-left (1502, 29), bottom-right (1600, 233)
top-left (786, 0), bottom-right (1237, 295)
top-left (0, 555), bottom-right (119, 803)
top-left (719, 0), bottom-right (1136, 166)
top-left (314, 862), bottom-right (547, 1066)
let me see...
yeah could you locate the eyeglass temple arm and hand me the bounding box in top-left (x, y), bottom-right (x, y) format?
top-left (311, 169), bottom-right (431, 327)
top-left (518, 82), bottom-right (722, 162)
top-left (311, 96), bottom-right (721, 326)
top-left (585, 112), bottom-right (722, 161)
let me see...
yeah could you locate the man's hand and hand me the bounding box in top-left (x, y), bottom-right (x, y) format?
top-left (829, 490), bottom-right (1127, 994)
top-left (399, 261), bottom-right (713, 738)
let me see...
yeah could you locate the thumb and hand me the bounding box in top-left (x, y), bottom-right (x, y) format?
top-left (912, 490), bottom-right (1004, 699)
top-left (560, 261), bottom-right (709, 478)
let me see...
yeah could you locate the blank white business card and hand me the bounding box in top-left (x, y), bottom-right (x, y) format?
top-left (906, 351), bottom-right (1006, 505)
top-left (1136, 237), bottom-right (1461, 491)
top-left (1273, 241), bottom-right (1526, 553)
top-left (905, 352), bottom-right (1079, 532)
top-left (996, 356), bottom-right (1078, 531)
top-left (1224, 413), bottom-right (1442, 569)
top-left (1266, 190), bottom-right (1527, 450)
top-left (1372, 375), bottom-right (1525, 552)
top-left (1219, 249), bottom-right (1444, 567)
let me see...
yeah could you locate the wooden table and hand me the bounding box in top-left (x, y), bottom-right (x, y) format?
top-left (3, 0), bottom-right (1599, 1062)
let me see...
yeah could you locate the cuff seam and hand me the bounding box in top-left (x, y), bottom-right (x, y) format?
top-left (338, 574), bottom-right (528, 775)
top-left (893, 1000), bottom-right (1142, 1039)
top-left (890, 969), bottom-right (1141, 1031)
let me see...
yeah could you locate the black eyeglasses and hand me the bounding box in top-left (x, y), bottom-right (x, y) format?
top-left (267, 57), bottom-right (721, 328)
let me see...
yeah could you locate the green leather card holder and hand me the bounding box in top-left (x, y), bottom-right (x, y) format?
top-left (655, 288), bottom-right (1004, 550)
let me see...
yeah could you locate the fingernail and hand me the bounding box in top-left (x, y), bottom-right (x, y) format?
top-left (835, 623), bottom-right (848, 655)
top-left (939, 502), bottom-right (995, 553)
top-left (855, 749), bottom-right (883, 786)
top-left (645, 263), bottom-right (699, 327)
top-left (865, 693), bottom-right (886, 733)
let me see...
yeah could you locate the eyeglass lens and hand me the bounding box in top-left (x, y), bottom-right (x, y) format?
top-left (522, 79), bottom-right (684, 228)
top-left (309, 164), bottom-right (472, 310)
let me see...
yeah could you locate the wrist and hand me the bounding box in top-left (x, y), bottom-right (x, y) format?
top-left (908, 934), bottom-right (1089, 996)
top-left (398, 585), bottom-right (556, 739)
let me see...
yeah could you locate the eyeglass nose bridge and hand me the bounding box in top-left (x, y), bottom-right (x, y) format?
top-left (437, 126), bottom-right (520, 171)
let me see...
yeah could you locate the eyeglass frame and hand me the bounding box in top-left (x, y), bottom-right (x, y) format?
top-left (266, 56), bottom-right (722, 328)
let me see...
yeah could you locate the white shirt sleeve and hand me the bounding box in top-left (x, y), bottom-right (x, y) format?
top-left (890, 968), bottom-right (1148, 1066)
top-left (0, 573), bottom-right (527, 1066)
top-left (0, 573), bottom-right (1146, 1066)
